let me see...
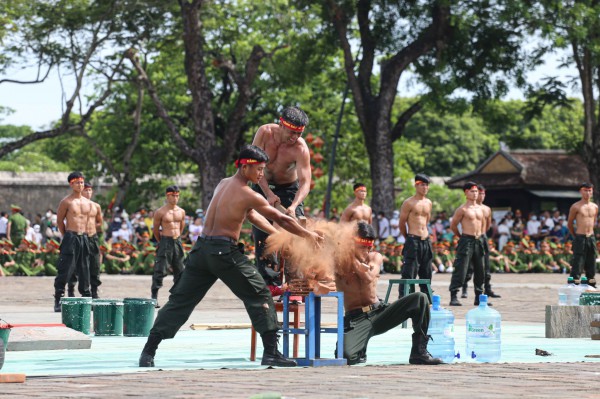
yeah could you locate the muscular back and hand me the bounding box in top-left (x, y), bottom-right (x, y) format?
top-left (252, 124), bottom-right (309, 185)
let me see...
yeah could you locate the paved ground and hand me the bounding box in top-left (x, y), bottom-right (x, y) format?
top-left (1, 272), bottom-right (599, 398)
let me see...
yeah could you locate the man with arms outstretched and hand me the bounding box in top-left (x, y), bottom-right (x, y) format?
top-left (138, 145), bottom-right (323, 368)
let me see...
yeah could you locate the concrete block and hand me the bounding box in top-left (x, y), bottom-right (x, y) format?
top-left (545, 305), bottom-right (600, 338)
top-left (7, 327), bottom-right (91, 351)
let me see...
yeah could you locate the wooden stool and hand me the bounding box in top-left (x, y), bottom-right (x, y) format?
top-left (384, 279), bottom-right (433, 328)
top-left (250, 301), bottom-right (302, 361)
top-left (282, 291), bottom-right (346, 366)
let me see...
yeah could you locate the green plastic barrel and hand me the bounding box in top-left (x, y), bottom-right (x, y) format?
top-left (123, 298), bottom-right (156, 337)
top-left (60, 297), bottom-right (92, 334)
top-left (0, 326), bottom-right (10, 371)
top-left (580, 292), bottom-right (600, 306)
top-left (93, 299), bottom-right (124, 336)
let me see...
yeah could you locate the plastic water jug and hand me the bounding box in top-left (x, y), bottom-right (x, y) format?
top-left (566, 277), bottom-right (580, 305)
top-left (558, 277), bottom-right (574, 306)
top-left (465, 294), bottom-right (501, 362)
top-left (427, 295), bottom-right (458, 363)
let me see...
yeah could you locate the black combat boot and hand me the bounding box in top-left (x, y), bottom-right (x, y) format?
top-left (260, 331), bottom-right (297, 367)
top-left (449, 291), bottom-right (462, 306)
top-left (485, 287), bottom-right (501, 298)
top-left (461, 284), bottom-right (468, 298)
top-left (53, 292), bottom-right (63, 312)
top-left (139, 332), bottom-right (162, 367)
top-left (151, 289), bottom-right (160, 308)
top-left (91, 286), bottom-right (99, 299)
top-left (409, 333), bottom-right (443, 365)
top-left (67, 286), bottom-right (75, 297)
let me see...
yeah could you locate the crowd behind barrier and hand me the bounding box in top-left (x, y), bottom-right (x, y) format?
top-left (1, 204), bottom-right (598, 277)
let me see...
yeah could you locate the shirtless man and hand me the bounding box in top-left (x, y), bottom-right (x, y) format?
top-left (138, 145), bottom-right (323, 368)
top-left (335, 221), bottom-right (442, 365)
top-left (53, 172), bottom-right (94, 312)
top-left (251, 106), bottom-right (311, 284)
top-left (340, 183), bottom-right (373, 224)
top-left (397, 174), bottom-right (433, 300)
top-left (151, 186), bottom-right (186, 307)
top-left (568, 182), bottom-right (598, 287)
top-left (67, 182), bottom-right (104, 298)
top-left (448, 181), bottom-right (486, 306)
top-left (462, 184), bottom-right (501, 300)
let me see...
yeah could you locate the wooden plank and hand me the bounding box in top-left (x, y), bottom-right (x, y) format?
top-left (591, 321), bottom-right (600, 328)
top-left (0, 374), bottom-right (26, 383)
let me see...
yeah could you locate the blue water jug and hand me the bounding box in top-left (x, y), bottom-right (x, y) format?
top-left (427, 294), bottom-right (458, 363)
top-left (465, 294), bottom-right (501, 362)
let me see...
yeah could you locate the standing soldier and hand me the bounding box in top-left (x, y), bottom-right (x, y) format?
top-left (340, 183), bottom-right (373, 224)
top-left (568, 182), bottom-right (598, 287)
top-left (151, 186), bottom-right (186, 307)
top-left (448, 182), bottom-right (486, 306)
top-left (398, 174), bottom-right (434, 300)
top-left (53, 172), bottom-right (94, 312)
top-left (68, 182), bottom-right (103, 298)
top-left (6, 205), bottom-right (27, 246)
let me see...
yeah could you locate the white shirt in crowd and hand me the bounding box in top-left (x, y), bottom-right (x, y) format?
top-left (188, 223), bottom-right (203, 243)
top-left (378, 216), bottom-right (390, 239)
top-left (0, 215), bottom-right (7, 235)
top-left (526, 217), bottom-right (541, 235)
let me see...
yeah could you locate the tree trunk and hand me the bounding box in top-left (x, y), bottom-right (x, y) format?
top-left (367, 126), bottom-right (395, 215)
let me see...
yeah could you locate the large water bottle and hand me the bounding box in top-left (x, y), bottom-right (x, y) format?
top-left (558, 277), bottom-right (574, 306)
top-left (580, 276), bottom-right (595, 292)
top-left (427, 294), bottom-right (458, 363)
top-left (567, 277), bottom-right (580, 305)
top-left (466, 294), bottom-right (501, 362)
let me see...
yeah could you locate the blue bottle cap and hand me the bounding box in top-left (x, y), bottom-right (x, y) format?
top-left (432, 294), bottom-right (441, 310)
top-left (479, 294), bottom-right (488, 304)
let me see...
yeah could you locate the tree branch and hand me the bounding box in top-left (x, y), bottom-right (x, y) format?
top-left (391, 100), bottom-right (423, 142)
top-left (125, 48), bottom-right (197, 160)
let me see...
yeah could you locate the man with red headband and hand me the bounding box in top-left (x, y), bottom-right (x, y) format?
top-left (448, 181), bottom-right (486, 306)
top-left (335, 221), bottom-right (442, 365)
top-left (340, 183), bottom-right (373, 223)
top-left (53, 171), bottom-right (94, 311)
top-left (398, 173), bottom-right (434, 301)
top-left (567, 182), bottom-right (598, 288)
top-left (251, 106), bottom-right (311, 286)
top-left (150, 185), bottom-right (186, 307)
top-left (139, 145), bottom-right (324, 368)
top-left (462, 184), bottom-right (501, 300)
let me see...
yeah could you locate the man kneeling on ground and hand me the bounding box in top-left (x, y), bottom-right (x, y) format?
top-left (335, 221), bottom-right (442, 365)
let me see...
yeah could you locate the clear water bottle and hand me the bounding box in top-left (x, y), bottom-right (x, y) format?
top-left (427, 294), bottom-right (458, 363)
top-left (566, 277), bottom-right (580, 305)
top-left (558, 277), bottom-right (573, 306)
top-left (466, 294), bottom-right (501, 362)
top-left (580, 276), bottom-right (595, 292)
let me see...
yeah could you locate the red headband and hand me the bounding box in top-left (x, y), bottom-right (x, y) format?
top-left (235, 158), bottom-right (260, 168)
top-left (415, 181), bottom-right (429, 186)
top-left (355, 237), bottom-right (375, 247)
top-left (465, 185), bottom-right (477, 191)
top-left (354, 186), bottom-right (366, 193)
top-left (69, 177), bottom-right (84, 183)
top-left (166, 192), bottom-right (180, 196)
top-left (280, 117), bottom-right (305, 133)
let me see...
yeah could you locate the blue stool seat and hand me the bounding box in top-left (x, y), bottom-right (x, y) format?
top-left (282, 291), bottom-right (347, 367)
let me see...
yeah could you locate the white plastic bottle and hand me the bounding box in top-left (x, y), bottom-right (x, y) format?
top-left (558, 277), bottom-right (571, 306)
top-left (566, 277), bottom-right (580, 306)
